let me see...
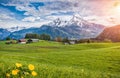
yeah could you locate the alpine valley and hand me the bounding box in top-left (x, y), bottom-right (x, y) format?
top-left (0, 15), bottom-right (105, 40)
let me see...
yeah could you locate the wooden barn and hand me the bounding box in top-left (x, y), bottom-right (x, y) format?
top-left (69, 38), bottom-right (78, 44)
top-left (18, 39), bottom-right (27, 44)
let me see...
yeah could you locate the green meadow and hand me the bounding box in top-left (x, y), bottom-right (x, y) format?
top-left (0, 41), bottom-right (120, 78)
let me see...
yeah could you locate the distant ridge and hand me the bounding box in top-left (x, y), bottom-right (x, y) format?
top-left (97, 25), bottom-right (120, 42)
top-left (0, 28), bottom-right (10, 40)
top-left (7, 26), bottom-right (26, 32)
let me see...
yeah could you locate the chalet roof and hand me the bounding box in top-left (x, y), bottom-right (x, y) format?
top-left (19, 39), bottom-right (26, 42)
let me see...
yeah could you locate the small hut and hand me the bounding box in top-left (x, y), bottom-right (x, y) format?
top-left (27, 39), bottom-right (39, 43)
top-left (69, 38), bottom-right (78, 44)
top-left (18, 39), bottom-right (27, 44)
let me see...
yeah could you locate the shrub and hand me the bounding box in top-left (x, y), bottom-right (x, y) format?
top-left (55, 37), bottom-right (62, 42)
top-left (6, 37), bottom-right (11, 41)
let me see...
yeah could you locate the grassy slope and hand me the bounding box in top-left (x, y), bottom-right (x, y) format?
top-left (0, 41), bottom-right (120, 78)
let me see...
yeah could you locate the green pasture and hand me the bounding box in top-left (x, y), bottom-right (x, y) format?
top-left (0, 41), bottom-right (120, 78)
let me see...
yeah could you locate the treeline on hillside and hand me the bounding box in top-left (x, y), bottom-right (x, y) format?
top-left (25, 33), bottom-right (51, 40)
top-left (24, 33), bottom-right (113, 43)
top-left (5, 33), bottom-right (113, 44)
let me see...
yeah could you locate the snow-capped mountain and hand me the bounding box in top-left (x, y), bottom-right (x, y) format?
top-left (0, 14), bottom-right (106, 40)
top-left (8, 15), bottom-right (105, 40)
top-left (47, 14), bottom-right (96, 28)
top-left (48, 18), bottom-right (68, 27)
top-left (46, 15), bottom-right (105, 38)
top-left (68, 14), bottom-right (86, 27)
top-left (7, 26), bottom-right (26, 32)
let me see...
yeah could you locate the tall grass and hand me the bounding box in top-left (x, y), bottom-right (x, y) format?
top-left (0, 41), bottom-right (120, 78)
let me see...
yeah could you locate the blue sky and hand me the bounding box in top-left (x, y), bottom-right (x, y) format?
top-left (0, 0), bottom-right (120, 28)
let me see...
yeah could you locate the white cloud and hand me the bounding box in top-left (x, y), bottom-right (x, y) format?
top-left (22, 17), bottom-right (36, 22)
top-left (1, 0), bottom-right (120, 28)
top-left (0, 14), bottom-right (14, 20)
top-left (0, 8), bottom-right (15, 20)
top-left (45, 15), bottom-right (72, 21)
top-left (84, 15), bottom-right (120, 26)
top-left (0, 19), bottom-right (50, 28)
top-left (22, 16), bottom-right (41, 22)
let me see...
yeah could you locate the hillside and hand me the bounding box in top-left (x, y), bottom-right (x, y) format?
top-left (0, 41), bottom-right (120, 78)
top-left (0, 28), bottom-right (10, 40)
top-left (97, 25), bottom-right (120, 42)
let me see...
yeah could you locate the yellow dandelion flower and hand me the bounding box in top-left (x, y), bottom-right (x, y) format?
top-left (12, 69), bottom-right (19, 75)
top-left (16, 63), bottom-right (22, 68)
top-left (6, 73), bottom-right (10, 77)
top-left (31, 71), bottom-right (37, 76)
top-left (28, 64), bottom-right (35, 70)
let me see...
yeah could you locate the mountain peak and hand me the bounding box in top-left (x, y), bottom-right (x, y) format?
top-left (47, 14), bottom-right (89, 27)
top-left (69, 14), bottom-right (90, 27)
top-left (47, 18), bottom-right (68, 27)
